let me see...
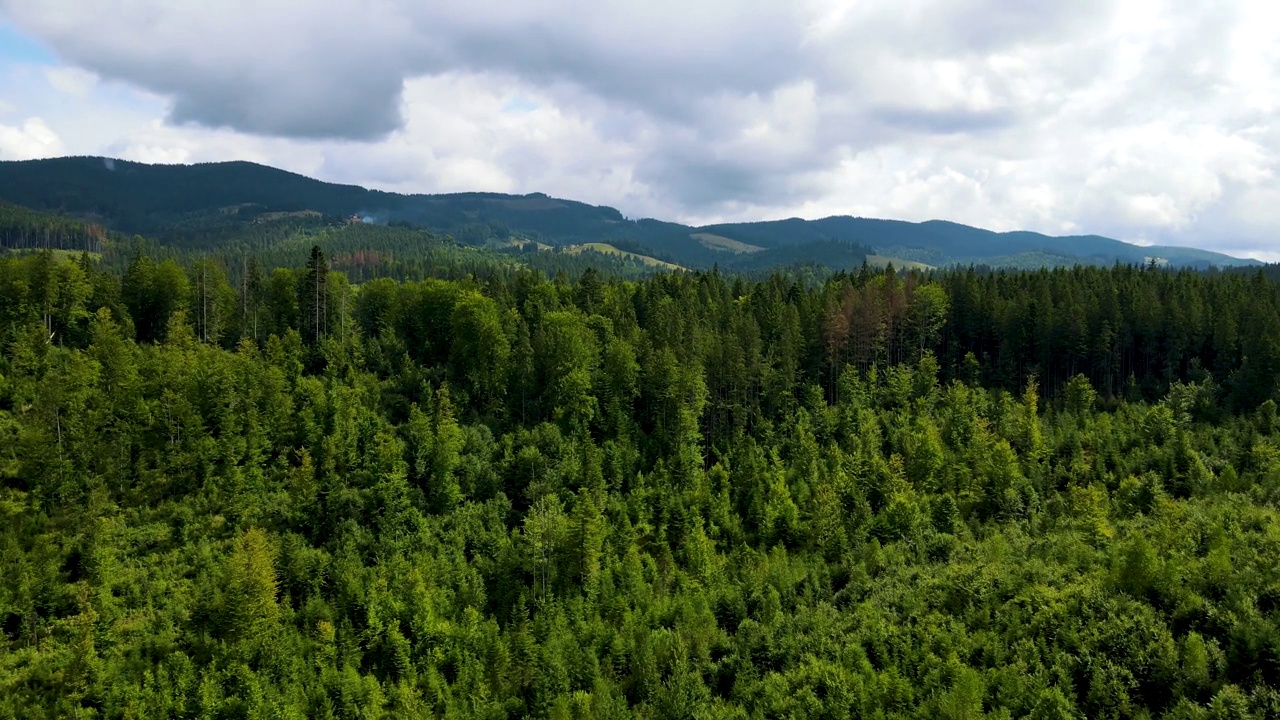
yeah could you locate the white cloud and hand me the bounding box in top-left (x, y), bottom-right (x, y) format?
top-left (116, 142), bottom-right (189, 165)
top-left (0, 117), bottom-right (63, 160)
top-left (43, 65), bottom-right (95, 97)
top-left (0, 0), bottom-right (1279, 258)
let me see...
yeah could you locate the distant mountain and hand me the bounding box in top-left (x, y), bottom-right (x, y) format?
top-left (0, 156), bottom-right (1259, 270)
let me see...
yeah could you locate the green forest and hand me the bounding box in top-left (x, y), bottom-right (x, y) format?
top-left (5, 244), bottom-right (1280, 719)
top-left (0, 157), bottom-right (1260, 271)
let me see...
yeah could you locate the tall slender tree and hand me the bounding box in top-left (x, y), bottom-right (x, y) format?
top-left (299, 245), bottom-right (328, 346)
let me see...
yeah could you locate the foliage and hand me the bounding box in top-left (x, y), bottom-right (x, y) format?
top-left (3, 249), bottom-right (1280, 718)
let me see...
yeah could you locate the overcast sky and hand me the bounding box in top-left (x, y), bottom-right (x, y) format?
top-left (1, 1), bottom-right (1278, 260)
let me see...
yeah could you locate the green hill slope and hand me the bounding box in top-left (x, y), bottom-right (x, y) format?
top-left (0, 156), bottom-right (1258, 271)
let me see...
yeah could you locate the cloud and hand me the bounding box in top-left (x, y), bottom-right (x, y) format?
top-left (0, 117), bottom-right (63, 160)
top-left (0, 0), bottom-right (810, 140)
top-left (315, 74), bottom-right (653, 213)
top-left (43, 65), bottom-right (96, 97)
top-left (0, 0), bottom-right (1279, 258)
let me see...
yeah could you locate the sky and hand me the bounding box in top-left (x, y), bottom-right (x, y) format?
top-left (1, 1), bottom-right (1279, 261)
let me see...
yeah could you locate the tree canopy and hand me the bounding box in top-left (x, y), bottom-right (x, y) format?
top-left (3, 247), bottom-right (1280, 718)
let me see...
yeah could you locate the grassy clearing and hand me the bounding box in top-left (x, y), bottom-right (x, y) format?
top-left (563, 242), bottom-right (685, 271)
top-left (867, 254), bottom-right (933, 270)
top-left (691, 232), bottom-right (766, 254)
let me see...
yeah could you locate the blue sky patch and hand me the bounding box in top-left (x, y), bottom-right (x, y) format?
top-left (502, 95), bottom-right (541, 114)
top-left (0, 21), bottom-right (55, 65)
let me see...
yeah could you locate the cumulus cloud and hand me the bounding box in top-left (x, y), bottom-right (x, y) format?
top-left (1, 0), bottom-right (1279, 256)
top-left (0, 117), bottom-right (63, 160)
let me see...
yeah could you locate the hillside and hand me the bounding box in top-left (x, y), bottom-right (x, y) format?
top-left (5, 245), bottom-right (1280, 717)
top-left (0, 156), bottom-right (1259, 270)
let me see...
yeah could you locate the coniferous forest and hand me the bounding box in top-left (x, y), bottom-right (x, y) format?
top-left (6, 244), bottom-right (1280, 719)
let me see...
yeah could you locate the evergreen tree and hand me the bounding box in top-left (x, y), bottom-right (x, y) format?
top-left (299, 245), bottom-right (328, 346)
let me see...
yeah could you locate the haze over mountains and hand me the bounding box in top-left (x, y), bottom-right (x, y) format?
top-left (0, 156), bottom-right (1259, 271)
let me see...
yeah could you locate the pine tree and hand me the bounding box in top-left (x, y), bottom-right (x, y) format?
top-left (299, 245), bottom-right (328, 346)
top-left (226, 527), bottom-right (279, 640)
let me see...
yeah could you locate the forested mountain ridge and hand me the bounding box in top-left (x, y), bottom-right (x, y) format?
top-left (0, 156), bottom-right (1258, 270)
top-left (5, 242), bottom-right (1280, 716)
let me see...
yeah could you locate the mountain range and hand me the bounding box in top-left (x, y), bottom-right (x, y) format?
top-left (0, 155), bottom-right (1259, 271)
